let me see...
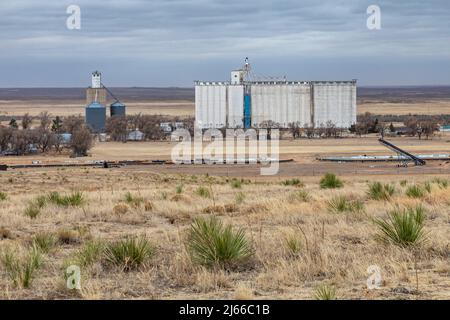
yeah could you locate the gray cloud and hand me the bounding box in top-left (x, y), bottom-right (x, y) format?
top-left (0, 0), bottom-right (449, 86)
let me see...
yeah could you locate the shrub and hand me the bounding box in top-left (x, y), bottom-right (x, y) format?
top-left (176, 185), bottom-right (184, 194)
top-left (406, 185), bottom-right (426, 199)
top-left (24, 205), bottom-right (40, 219)
top-left (432, 178), bottom-right (448, 189)
top-left (1, 245), bottom-right (42, 288)
top-left (400, 180), bottom-right (408, 187)
top-left (327, 196), bottom-right (364, 214)
top-left (35, 195), bottom-right (47, 209)
top-left (32, 233), bottom-right (57, 254)
top-left (75, 240), bottom-right (105, 268)
top-left (285, 235), bottom-right (302, 256)
top-left (235, 192), bottom-right (246, 204)
top-left (48, 191), bottom-right (85, 207)
top-left (320, 173), bottom-right (343, 189)
top-left (104, 236), bottom-right (154, 271)
top-left (314, 284), bottom-right (337, 300)
top-left (196, 186), bottom-right (211, 198)
top-left (57, 229), bottom-right (81, 245)
top-left (374, 206), bottom-right (427, 248)
top-left (281, 179), bottom-right (304, 187)
top-left (144, 201), bottom-right (153, 211)
top-left (0, 227), bottom-right (12, 240)
top-left (423, 182), bottom-right (432, 194)
top-left (0, 192), bottom-right (7, 201)
top-left (288, 190), bottom-right (311, 202)
top-left (188, 216), bottom-right (254, 269)
top-left (367, 182), bottom-right (395, 201)
top-left (113, 203), bottom-right (129, 215)
top-left (230, 179), bottom-right (242, 189)
top-left (124, 192), bottom-right (144, 207)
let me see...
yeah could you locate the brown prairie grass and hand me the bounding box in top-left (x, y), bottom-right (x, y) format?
top-left (0, 168), bottom-right (449, 300)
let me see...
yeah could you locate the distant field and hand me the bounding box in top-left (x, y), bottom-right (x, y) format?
top-left (1, 86), bottom-right (450, 118)
top-left (0, 100), bottom-right (194, 118)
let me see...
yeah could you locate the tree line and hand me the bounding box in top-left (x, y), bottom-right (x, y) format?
top-left (0, 112), bottom-right (92, 156)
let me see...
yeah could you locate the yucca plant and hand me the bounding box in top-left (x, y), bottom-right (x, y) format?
top-left (314, 284), bottom-right (337, 300)
top-left (230, 179), bottom-right (242, 189)
top-left (281, 179), bottom-right (304, 187)
top-left (48, 191), bottom-right (85, 207)
top-left (1, 245), bottom-right (43, 288)
top-left (320, 173), bottom-right (343, 189)
top-left (176, 185), bottom-right (184, 194)
top-left (0, 191), bottom-right (7, 201)
top-left (367, 182), bottom-right (395, 201)
top-left (288, 190), bottom-right (311, 203)
top-left (327, 196), bottom-right (364, 214)
top-left (32, 232), bottom-right (57, 254)
top-left (24, 204), bottom-right (40, 219)
top-left (124, 192), bottom-right (144, 207)
top-left (432, 178), bottom-right (448, 189)
top-left (196, 186), bottom-right (211, 198)
top-left (423, 182), bottom-right (432, 194)
top-left (75, 240), bottom-right (105, 268)
top-left (104, 236), bottom-right (154, 271)
top-left (235, 192), bottom-right (246, 204)
top-left (374, 206), bottom-right (427, 248)
top-left (406, 185), bottom-right (426, 199)
top-left (285, 235), bottom-right (302, 256)
top-left (188, 216), bottom-right (254, 269)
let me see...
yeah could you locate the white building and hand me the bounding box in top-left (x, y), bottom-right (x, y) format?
top-left (195, 63), bottom-right (357, 129)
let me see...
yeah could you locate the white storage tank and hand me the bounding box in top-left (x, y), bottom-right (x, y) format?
top-left (195, 83), bottom-right (227, 129)
top-left (312, 81), bottom-right (356, 128)
top-left (250, 82), bottom-right (312, 128)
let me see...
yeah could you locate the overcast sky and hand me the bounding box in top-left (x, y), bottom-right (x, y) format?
top-left (1, 0), bottom-right (449, 87)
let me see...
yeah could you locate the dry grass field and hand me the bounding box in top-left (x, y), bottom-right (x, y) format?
top-left (358, 100), bottom-right (450, 115)
top-left (0, 168), bottom-right (449, 300)
top-left (0, 100), bottom-right (194, 118)
top-left (3, 99), bottom-right (450, 117)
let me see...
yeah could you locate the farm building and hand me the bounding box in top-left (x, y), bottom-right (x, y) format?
top-left (195, 61), bottom-right (357, 129)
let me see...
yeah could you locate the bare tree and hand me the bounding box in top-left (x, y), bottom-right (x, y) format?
top-left (70, 125), bottom-right (93, 157)
top-left (22, 113), bottom-right (32, 130)
top-left (63, 115), bottom-right (84, 134)
top-left (404, 116), bottom-right (418, 137)
top-left (0, 126), bottom-right (13, 151)
top-left (304, 124), bottom-right (315, 139)
top-left (11, 130), bottom-right (32, 155)
top-left (38, 111), bottom-right (52, 129)
top-left (289, 122), bottom-right (301, 139)
top-left (35, 128), bottom-right (56, 153)
top-left (106, 116), bottom-right (128, 142)
top-left (418, 120), bottom-right (439, 140)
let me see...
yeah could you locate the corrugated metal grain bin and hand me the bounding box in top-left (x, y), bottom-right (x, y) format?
top-left (110, 102), bottom-right (126, 117)
top-left (86, 102), bottom-right (106, 133)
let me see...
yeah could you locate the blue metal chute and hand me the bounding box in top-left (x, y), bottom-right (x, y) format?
top-left (244, 95), bottom-right (251, 129)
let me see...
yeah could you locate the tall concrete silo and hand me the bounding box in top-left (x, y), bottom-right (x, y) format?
top-left (85, 102), bottom-right (106, 133)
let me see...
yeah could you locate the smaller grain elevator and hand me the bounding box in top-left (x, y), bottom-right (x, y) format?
top-left (110, 101), bottom-right (126, 117)
top-left (85, 102), bottom-right (106, 133)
